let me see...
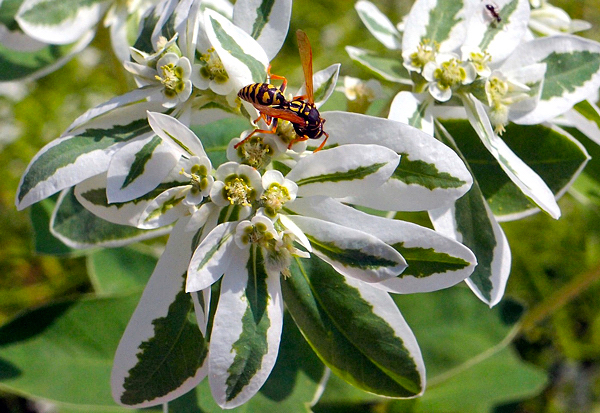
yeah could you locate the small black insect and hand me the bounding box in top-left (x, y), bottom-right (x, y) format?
top-left (485, 3), bottom-right (502, 23)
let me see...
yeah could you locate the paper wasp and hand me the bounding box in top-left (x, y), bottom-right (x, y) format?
top-left (236, 30), bottom-right (329, 152)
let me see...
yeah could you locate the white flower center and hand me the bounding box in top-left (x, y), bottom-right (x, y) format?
top-left (156, 61), bottom-right (187, 97)
top-left (261, 183), bottom-right (291, 218)
top-left (434, 59), bottom-right (467, 90)
top-left (223, 175), bottom-right (255, 206)
top-left (199, 48), bottom-right (229, 84)
top-left (409, 40), bottom-right (438, 72)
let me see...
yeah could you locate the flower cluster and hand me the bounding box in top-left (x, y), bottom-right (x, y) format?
top-left (352, 0), bottom-right (599, 306)
top-left (10, 0), bottom-right (599, 410)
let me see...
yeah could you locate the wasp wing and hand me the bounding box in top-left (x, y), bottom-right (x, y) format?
top-left (253, 104), bottom-right (306, 125)
top-left (296, 29), bottom-right (314, 104)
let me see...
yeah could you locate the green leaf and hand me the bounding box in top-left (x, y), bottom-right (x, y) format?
top-left (346, 46), bottom-right (410, 84)
top-left (541, 50), bottom-right (600, 101)
top-left (51, 188), bottom-right (167, 248)
top-left (432, 122), bottom-right (511, 306)
top-left (0, 292), bottom-right (160, 411)
top-left (30, 196), bottom-right (74, 255)
top-left (0, 36), bottom-right (92, 81)
top-left (284, 255), bottom-right (424, 398)
top-left (441, 119), bottom-right (589, 219)
top-left (87, 247), bottom-right (158, 294)
top-left (166, 312), bottom-right (326, 413)
top-left (17, 0), bottom-right (107, 26)
top-left (390, 288), bottom-right (547, 412)
top-left (119, 275), bottom-right (207, 406)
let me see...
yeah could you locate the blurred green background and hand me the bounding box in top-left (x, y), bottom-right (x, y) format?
top-left (3, 0), bottom-right (600, 412)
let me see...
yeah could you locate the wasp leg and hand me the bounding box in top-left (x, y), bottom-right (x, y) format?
top-left (266, 65), bottom-right (288, 94)
top-left (234, 118), bottom-right (279, 149)
top-left (286, 131), bottom-right (329, 153)
top-left (313, 131), bottom-right (329, 152)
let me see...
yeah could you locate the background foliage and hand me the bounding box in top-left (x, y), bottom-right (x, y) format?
top-left (3, 0), bottom-right (600, 412)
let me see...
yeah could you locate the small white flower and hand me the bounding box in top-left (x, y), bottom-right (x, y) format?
top-left (529, 2), bottom-right (592, 36)
top-left (338, 76), bottom-right (383, 102)
top-left (227, 133), bottom-right (280, 169)
top-left (234, 215), bottom-right (279, 250)
top-left (403, 39), bottom-right (438, 73)
top-left (210, 162), bottom-right (263, 209)
top-left (155, 53), bottom-right (193, 108)
top-left (179, 156), bottom-right (215, 207)
top-left (191, 47), bottom-right (234, 95)
top-left (485, 71), bottom-right (532, 134)
top-left (129, 35), bottom-right (179, 67)
top-left (260, 170), bottom-right (297, 219)
top-left (422, 53), bottom-right (477, 102)
top-left (466, 48), bottom-right (492, 77)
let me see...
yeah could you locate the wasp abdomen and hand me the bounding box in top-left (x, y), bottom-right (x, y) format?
top-left (238, 83), bottom-right (287, 107)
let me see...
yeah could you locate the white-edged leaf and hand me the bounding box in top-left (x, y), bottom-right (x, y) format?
top-left (209, 245), bottom-right (283, 408)
top-left (324, 111), bottom-right (473, 211)
top-left (501, 35), bottom-right (600, 124)
top-left (287, 215), bottom-right (407, 283)
top-left (346, 46), bottom-right (411, 84)
top-left (432, 121), bottom-right (511, 306)
top-left (16, 127), bottom-right (149, 210)
top-left (288, 196), bottom-right (476, 293)
top-left (286, 144), bottom-right (399, 199)
top-left (16, 0), bottom-right (110, 44)
top-left (284, 255), bottom-right (425, 397)
top-left (564, 99), bottom-right (600, 145)
top-left (147, 111), bottom-right (207, 158)
top-left (51, 188), bottom-right (170, 248)
top-left (402, 0), bottom-right (472, 60)
top-left (461, 93), bottom-right (560, 218)
top-left (107, 134), bottom-right (180, 204)
top-left (388, 91), bottom-right (434, 136)
top-left (461, 0), bottom-right (530, 63)
top-left (355, 0), bottom-right (401, 50)
top-left (137, 186), bottom-right (190, 229)
top-left (296, 63), bottom-right (341, 108)
top-left (65, 87), bottom-right (164, 134)
top-left (233, 0), bottom-right (291, 61)
top-left (111, 217), bottom-right (209, 407)
top-left (430, 196), bottom-right (510, 307)
top-left (186, 221), bottom-right (237, 292)
top-left (74, 173), bottom-right (153, 227)
top-left (0, 29), bottom-right (94, 81)
top-left (205, 9), bottom-right (268, 91)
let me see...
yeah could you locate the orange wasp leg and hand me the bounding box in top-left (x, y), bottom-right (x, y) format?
top-left (234, 120), bottom-right (279, 149)
top-left (287, 131), bottom-right (329, 153)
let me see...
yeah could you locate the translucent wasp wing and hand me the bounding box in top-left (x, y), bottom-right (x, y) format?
top-left (236, 30), bottom-right (329, 152)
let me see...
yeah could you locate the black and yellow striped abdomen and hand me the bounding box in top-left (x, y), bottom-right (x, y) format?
top-left (238, 83), bottom-right (287, 107)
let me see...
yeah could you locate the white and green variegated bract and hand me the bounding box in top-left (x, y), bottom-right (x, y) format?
top-left (111, 217), bottom-right (210, 408)
top-left (233, 0), bottom-right (292, 60)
